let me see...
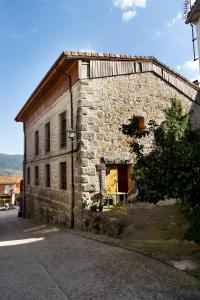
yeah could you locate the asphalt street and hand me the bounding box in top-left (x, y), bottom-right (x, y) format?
top-left (0, 209), bottom-right (200, 300)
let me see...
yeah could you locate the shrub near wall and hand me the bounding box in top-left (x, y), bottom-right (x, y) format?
top-left (120, 99), bottom-right (200, 243)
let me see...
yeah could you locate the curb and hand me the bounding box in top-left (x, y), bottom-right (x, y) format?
top-left (61, 228), bottom-right (191, 274)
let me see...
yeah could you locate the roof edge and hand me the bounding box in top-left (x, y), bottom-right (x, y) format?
top-left (15, 52), bottom-right (66, 122)
top-left (152, 57), bottom-right (199, 91)
top-left (15, 52), bottom-right (200, 122)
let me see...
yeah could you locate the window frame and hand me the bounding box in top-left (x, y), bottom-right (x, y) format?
top-left (60, 111), bottom-right (67, 148)
top-left (27, 167), bottom-right (30, 185)
top-left (35, 130), bottom-right (39, 156)
top-left (60, 162), bottom-right (67, 190)
top-left (136, 116), bottom-right (145, 131)
top-left (35, 166), bottom-right (39, 186)
top-left (81, 61), bottom-right (90, 79)
top-left (45, 122), bottom-right (51, 153)
top-left (46, 164), bottom-right (51, 188)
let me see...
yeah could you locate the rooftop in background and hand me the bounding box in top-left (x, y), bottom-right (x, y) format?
top-left (0, 176), bottom-right (22, 185)
top-left (186, 0), bottom-right (200, 24)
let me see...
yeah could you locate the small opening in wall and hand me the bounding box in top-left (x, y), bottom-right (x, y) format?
top-left (136, 116), bottom-right (145, 131)
top-left (81, 61), bottom-right (90, 79)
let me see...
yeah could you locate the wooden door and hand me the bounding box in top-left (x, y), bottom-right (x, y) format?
top-left (118, 165), bottom-right (128, 194)
top-left (106, 165), bottom-right (118, 194)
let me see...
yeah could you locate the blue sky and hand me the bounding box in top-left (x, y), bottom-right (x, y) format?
top-left (0, 0), bottom-right (198, 154)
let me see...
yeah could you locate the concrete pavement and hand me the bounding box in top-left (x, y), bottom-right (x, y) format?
top-left (0, 209), bottom-right (200, 300)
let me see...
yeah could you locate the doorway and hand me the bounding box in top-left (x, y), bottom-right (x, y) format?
top-left (118, 165), bottom-right (129, 194)
top-left (106, 164), bottom-right (132, 200)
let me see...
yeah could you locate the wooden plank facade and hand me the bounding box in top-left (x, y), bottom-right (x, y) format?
top-left (88, 59), bottom-right (198, 102)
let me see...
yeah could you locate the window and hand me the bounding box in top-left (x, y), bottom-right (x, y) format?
top-left (81, 61), bottom-right (90, 78)
top-left (35, 131), bottom-right (39, 156)
top-left (27, 167), bottom-right (30, 185)
top-left (60, 162), bottom-right (67, 190)
top-left (136, 117), bottom-right (145, 131)
top-left (35, 166), bottom-right (39, 186)
top-left (46, 164), bottom-right (51, 188)
top-left (60, 112), bottom-right (67, 147)
top-left (45, 122), bottom-right (50, 153)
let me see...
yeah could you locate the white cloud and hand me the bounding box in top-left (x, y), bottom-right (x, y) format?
top-left (177, 59), bottom-right (199, 74)
top-left (79, 44), bottom-right (96, 53)
top-left (113, 0), bottom-right (147, 22)
top-left (122, 10), bottom-right (136, 22)
top-left (167, 12), bottom-right (182, 27)
top-left (32, 26), bottom-right (38, 34)
top-left (191, 75), bottom-right (200, 83)
top-left (10, 33), bottom-right (24, 40)
top-left (113, 0), bottom-right (147, 10)
top-left (153, 11), bottom-right (183, 41)
top-left (154, 31), bottom-right (163, 39)
top-left (177, 59), bottom-right (200, 82)
top-left (60, 3), bottom-right (77, 15)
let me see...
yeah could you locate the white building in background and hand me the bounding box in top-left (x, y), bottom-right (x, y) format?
top-left (186, 0), bottom-right (200, 70)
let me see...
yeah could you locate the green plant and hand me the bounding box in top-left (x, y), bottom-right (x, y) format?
top-left (120, 98), bottom-right (200, 243)
top-left (185, 208), bottom-right (200, 244)
top-left (90, 203), bottom-right (97, 212)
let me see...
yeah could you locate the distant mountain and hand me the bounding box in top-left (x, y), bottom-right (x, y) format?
top-left (0, 154), bottom-right (23, 176)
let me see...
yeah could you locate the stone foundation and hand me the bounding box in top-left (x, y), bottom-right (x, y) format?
top-left (83, 211), bottom-right (125, 237)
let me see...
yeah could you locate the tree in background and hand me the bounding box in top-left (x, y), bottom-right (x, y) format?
top-left (120, 98), bottom-right (200, 243)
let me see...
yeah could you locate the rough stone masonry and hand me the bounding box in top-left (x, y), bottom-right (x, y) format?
top-left (15, 52), bottom-right (200, 228)
top-left (79, 71), bottom-right (200, 208)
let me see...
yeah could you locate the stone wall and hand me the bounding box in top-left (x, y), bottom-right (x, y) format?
top-left (24, 68), bottom-right (200, 228)
top-left (79, 72), bottom-right (200, 205)
top-left (25, 81), bottom-right (82, 227)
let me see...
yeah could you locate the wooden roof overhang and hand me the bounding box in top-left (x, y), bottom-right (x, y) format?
top-left (15, 53), bottom-right (77, 122)
top-left (15, 51), bottom-right (200, 123)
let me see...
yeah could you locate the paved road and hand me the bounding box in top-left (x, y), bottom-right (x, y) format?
top-left (0, 209), bottom-right (200, 300)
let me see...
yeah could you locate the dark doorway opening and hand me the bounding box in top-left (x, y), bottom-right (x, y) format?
top-left (118, 165), bottom-right (129, 200)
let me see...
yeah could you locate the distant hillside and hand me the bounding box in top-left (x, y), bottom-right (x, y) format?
top-left (0, 154), bottom-right (23, 176)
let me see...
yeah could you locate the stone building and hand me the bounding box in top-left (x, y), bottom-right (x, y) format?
top-left (0, 176), bottom-right (22, 197)
top-left (15, 51), bottom-right (200, 228)
top-left (0, 176), bottom-right (22, 207)
top-left (186, 0), bottom-right (200, 67)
